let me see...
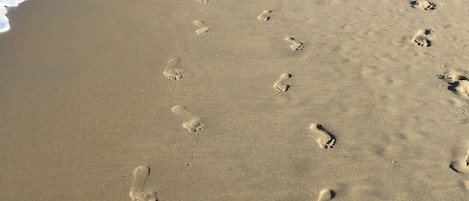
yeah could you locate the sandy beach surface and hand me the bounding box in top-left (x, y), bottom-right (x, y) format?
top-left (1, 0), bottom-right (469, 200)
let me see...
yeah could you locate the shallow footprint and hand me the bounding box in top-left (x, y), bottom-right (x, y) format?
top-left (310, 123), bottom-right (336, 149)
top-left (410, 0), bottom-right (436, 10)
top-left (130, 166), bottom-right (158, 201)
top-left (317, 188), bottom-right (334, 201)
top-left (285, 37), bottom-right (304, 50)
top-left (193, 20), bottom-right (210, 35)
top-left (163, 58), bottom-right (183, 80)
top-left (196, 0), bottom-right (209, 3)
top-left (273, 73), bottom-right (291, 93)
top-left (412, 29), bottom-right (431, 47)
top-left (172, 105), bottom-right (204, 133)
top-left (258, 10), bottom-right (272, 22)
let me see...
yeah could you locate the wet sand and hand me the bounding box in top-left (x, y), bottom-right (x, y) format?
top-left (1, 0), bottom-right (469, 200)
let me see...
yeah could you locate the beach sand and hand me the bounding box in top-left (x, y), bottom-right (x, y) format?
top-left (1, 0), bottom-right (469, 200)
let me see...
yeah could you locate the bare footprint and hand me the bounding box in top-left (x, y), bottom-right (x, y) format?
top-left (310, 123), bottom-right (336, 149)
top-left (193, 20), bottom-right (210, 35)
top-left (450, 148), bottom-right (469, 174)
top-left (258, 10), bottom-right (272, 22)
top-left (163, 58), bottom-right (183, 80)
top-left (273, 73), bottom-right (291, 93)
top-left (172, 105), bottom-right (204, 133)
top-left (438, 71), bottom-right (469, 99)
top-left (285, 37), bottom-right (304, 50)
top-left (130, 166), bottom-right (158, 201)
top-left (410, 0), bottom-right (436, 10)
top-left (317, 188), bottom-right (334, 201)
top-left (412, 29), bottom-right (431, 47)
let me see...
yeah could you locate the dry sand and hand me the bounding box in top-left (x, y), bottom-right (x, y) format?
top-left (1, 0), bottom-right (469, 200)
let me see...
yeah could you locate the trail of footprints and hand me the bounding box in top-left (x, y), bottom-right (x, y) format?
top-left (422, 1), bottom-right (469, 191)
top-left (135, 1), bottom-right (461, 200)
top-left (149, 2), bottom-right (336, 200)
top-left (410, 0), bottom-right (435, 47)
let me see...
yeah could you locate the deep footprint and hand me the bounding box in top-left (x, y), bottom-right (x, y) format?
top-left (412, 29), bottom-right (431, 47)
top-left (310, 123), bottom-right (336, 149)
top-left (438, 71), bottom-right (469, 99)
top-left (172, 105), bottom-right (204, 133)
top-left (410, 0), bottom-right (436, 10)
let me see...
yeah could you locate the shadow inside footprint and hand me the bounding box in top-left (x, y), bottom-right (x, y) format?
top-left (448, 82), bottom-right (460, 92)
top-left (331, 190), bottom-right (336, 199)
top-left (450, 161), bottom-right (469, 174)
top-left (316, 124), bottom-right (337, 141)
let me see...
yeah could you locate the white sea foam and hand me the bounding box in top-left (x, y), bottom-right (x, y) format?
top-left (0, 0), bottom-right (25, 7)
top-left (0, 5), bottom-right (7, 14)
top-left (0, 14), bottom-right (9, 33)
top-left (0, 0), bottom-right (26, 33)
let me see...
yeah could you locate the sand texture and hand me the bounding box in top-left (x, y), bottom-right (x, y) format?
top-left (1, 0), bottom-right (469, 200)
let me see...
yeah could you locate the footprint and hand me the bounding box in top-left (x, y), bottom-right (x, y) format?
top-left (196, 0), bottom-right (209, 3)
top-left (317, 188), bottom-right (334, 201)
top-left (273, 73), bottom-right (291, 93)
top-left (257, 10), bottom-right (272, 22)
top-left (129, 166), bottom-right (158, 201)
top-left (310, 123), bottom-right (336, 149)
top-left (163, 58), bottom-right (183, 80)
top-left (193, 20), bottom-right (210, 35)
top-left (410, 0), bottom-right (436, 10)
top-left (450, 147), bottom-right (469, 174)
top-left (438, 71), bottom-right (469, 99)
top-left (172, 105), bottom-right (204, 133)
top-left (412, 29), bottom-right (431, 47)
top-left (285, 37), bottom-right (304, 50)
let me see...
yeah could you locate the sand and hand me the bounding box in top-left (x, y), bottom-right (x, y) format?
top-left (1, 0), bottom-right (469, 200)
